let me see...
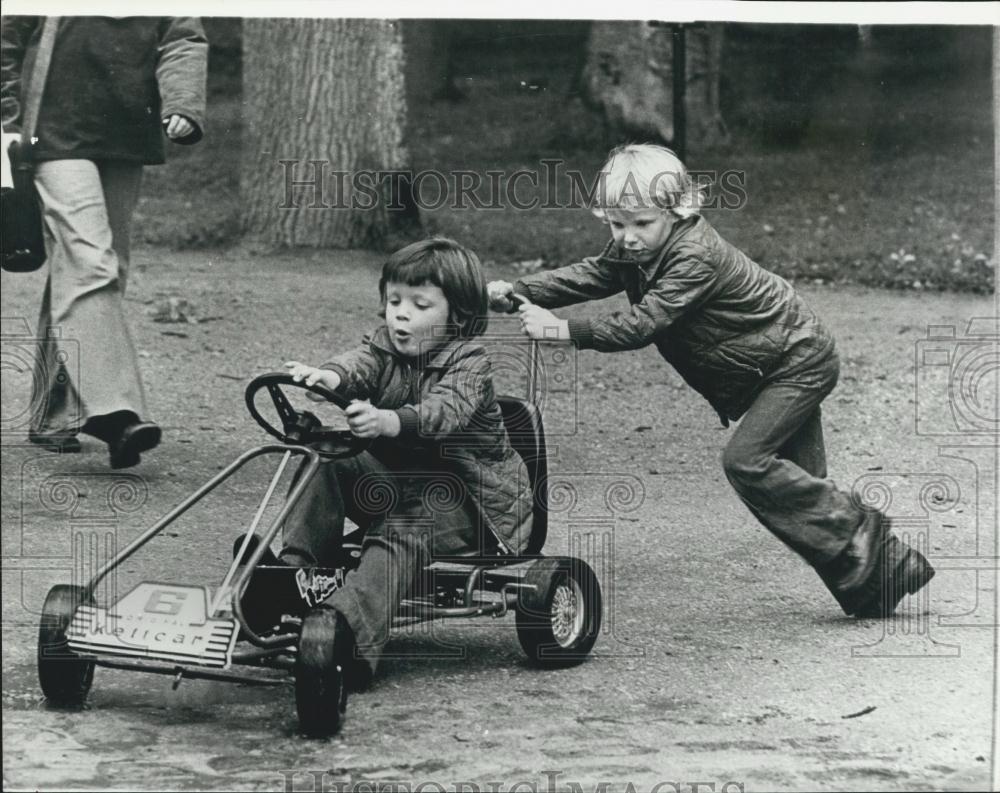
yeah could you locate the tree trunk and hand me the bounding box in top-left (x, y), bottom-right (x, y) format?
top-left (241, 19), bottom-right (419, 249)
top-left (581, 22), bottom-right (728, 151)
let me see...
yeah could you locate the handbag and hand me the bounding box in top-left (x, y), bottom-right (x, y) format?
top-left (1, 17), bottom-right (59, 273)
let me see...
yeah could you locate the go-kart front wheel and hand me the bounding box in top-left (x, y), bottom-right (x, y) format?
top-left (38, 585), bottom-right (95, 707)
top-left (516, 557), bottom-right (602, 668)
top-left (294, 609), bottom-right (349, 737)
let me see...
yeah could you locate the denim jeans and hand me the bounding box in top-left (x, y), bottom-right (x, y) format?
top-left (722, 348), bottom-right (864, 569)
top-left (282, 451), bottom-right (478, 672)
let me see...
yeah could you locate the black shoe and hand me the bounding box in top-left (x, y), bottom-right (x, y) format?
top-left (295, 607), bottom-right (353, 736)
top-left (818, 510), bottom-right (889, 615)
top-left (108, 420), bottom-right (161, 469)
top-left (233, 534), bottom-right (303, 636)
top-left (854, 541), bottom-right (936, 618)
top-left (28, 430), bottom-right (81, 453)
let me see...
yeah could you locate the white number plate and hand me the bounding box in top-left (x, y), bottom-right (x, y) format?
top-left (66, 582), bottom-right (237, 668)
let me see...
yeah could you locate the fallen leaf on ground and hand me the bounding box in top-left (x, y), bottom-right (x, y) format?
top-left (151, 296), bottom-right (200, 324)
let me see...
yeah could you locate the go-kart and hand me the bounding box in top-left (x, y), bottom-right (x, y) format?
top-left (37, 341), bottom-right (602, 737)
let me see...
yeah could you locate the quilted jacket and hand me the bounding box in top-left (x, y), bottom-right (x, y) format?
top-left (324, 326), bottom-right (533, 554)
top-left (515, 215), bottom-right (836, 424)
top-left (1, 16), bottom-right (207, 163)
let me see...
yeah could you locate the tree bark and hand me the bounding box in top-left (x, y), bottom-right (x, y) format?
top-left (241, 19), bottom-right (419, 249)
top-left (581, 22), bottom-right (728, 151)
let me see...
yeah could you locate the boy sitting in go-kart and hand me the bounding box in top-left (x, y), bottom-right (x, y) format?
top-left (240, 237), bottom-right (533, 702)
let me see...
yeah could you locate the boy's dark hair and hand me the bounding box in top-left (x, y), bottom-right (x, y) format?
top-left (379, 238), bottom-right (488, 339)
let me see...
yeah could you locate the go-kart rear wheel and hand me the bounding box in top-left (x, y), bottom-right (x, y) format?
top-left (38, 585), bottom-right (95, 707)
top-left (516, 557), bottom-right (602, 668)
top-left (294, 609), bottom-right (348, 737)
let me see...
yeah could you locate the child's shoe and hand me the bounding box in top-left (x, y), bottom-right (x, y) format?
top-left (816, 509), bottom-right (888, 615)
top-left (853, 535), bottom-right (935, 618)
top-left (232, 534), bottom-right (302, 635)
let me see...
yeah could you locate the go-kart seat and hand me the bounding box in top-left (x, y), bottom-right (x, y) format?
top-left (497, 395), bottom-right (548, 557)
top-left (421, 396), bottom-right (549, 564)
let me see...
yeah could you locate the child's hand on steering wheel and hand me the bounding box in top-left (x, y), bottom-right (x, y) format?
top-left (345, 400), bottom-right (401, 438)
top-left (284, 361), bottom-right (342, 401)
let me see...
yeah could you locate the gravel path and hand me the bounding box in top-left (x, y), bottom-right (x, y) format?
top-left (2, 248), bottom-right (995, 791)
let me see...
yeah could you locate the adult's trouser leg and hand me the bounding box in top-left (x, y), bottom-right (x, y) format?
top-left (30, 160), bottom-right (145, 434)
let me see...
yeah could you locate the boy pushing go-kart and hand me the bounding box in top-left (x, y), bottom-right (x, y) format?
top-left (488, 143), bottom-right (935, 620)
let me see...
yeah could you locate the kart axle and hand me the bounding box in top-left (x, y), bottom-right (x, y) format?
top-left (88, 656), bottom-right (287, 687)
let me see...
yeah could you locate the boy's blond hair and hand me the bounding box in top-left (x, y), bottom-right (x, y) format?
top-left (593, 144), bottom-right (702, 219)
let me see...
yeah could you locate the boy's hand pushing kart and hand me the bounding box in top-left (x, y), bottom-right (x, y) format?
top-left (37, 344), bottom-right (602, 739)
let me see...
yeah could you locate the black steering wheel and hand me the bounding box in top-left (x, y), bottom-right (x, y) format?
top-left (245, 372), bottom-right (372, 459)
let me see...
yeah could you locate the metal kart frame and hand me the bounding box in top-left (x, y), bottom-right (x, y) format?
top-left (67, 432), bottom-right (545, 687)
top-left (59, 344), bottom-right (544, 682)
top-left (68, 442), bottom-right (323, 686)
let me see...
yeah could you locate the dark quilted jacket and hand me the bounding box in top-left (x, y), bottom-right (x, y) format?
top-left (515, 215), bottom-right (835, 424)
top-left (324, 326), bottom-right (533, 554)
top-left (1, 16), bottom-right (207, 163)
